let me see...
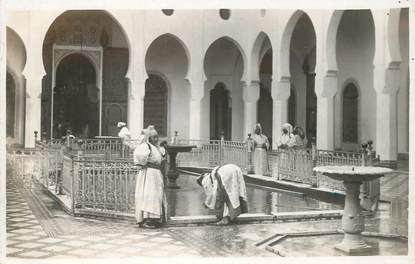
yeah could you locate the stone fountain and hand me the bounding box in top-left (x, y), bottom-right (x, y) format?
top-left (165, 131), bottom-right (196, 189)
top-left (313, 165), bottom-right (393, 254)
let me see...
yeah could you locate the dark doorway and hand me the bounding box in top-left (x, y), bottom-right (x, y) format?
top-left (54, 54), bottom-right (98, 139)
top-left (144, 74), bottom-right (168, 137)
top-left (288, 86), bottom-right (296, 126)
top-left (6, 72), bottom-right (15, 138)
top-left (342, 82), bottom-right (359, 143)
top-left (257, 84), bottom-right (272, 143)
top-left (210, 83), bottom-right (231, 140)
top-left (305, 70), bottom-right (317, 144)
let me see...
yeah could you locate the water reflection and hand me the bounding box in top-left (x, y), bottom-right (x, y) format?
top-left (166, 174), bottom-right (341, 217)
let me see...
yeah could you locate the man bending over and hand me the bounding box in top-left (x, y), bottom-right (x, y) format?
top-left (197, 164), bottom-right (248, 225)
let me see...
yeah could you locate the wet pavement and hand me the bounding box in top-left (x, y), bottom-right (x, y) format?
top-left (6, 168), bottom-right (408, 259)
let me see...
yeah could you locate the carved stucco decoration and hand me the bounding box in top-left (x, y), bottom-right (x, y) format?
top-left (54, 47), bottom-right (101, 76)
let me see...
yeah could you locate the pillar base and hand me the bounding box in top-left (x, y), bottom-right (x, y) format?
top-left (335, 234), bottom-right (378, 254)
top-left (166, 172), bottom-right (180, 189)
top-left (167, 181), bottom-right (180, 189)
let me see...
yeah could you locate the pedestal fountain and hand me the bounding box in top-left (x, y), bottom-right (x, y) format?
top-left (165, 132), bottom-right (196, 189)
top-left (313, 165), bottom-right (393, 254)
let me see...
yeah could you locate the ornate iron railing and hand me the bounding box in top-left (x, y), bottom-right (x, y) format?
top-left (6, 149), bottom-right (38, 189)
top-left (6, 137), bottom-right (380, 218)
top-left (269, 149), bottom-right (316, 185)
top-left (73, 159), bottom-right (138, 214)
top-left (176, 139), bottom-right (249, 171)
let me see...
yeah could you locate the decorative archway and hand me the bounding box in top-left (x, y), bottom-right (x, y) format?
top-left (204, 36), bottom-right (245, 140)
top-left (288, 13), bottom-right (316, 142)
top-left (6, 27), bottom-right (26, 146)
top-left (210, 83), bottom-right (231, 140)
top-left (53, 53), bottom-right (98, 138)
top-left (145, 33), bottom-right (189, 138)
top-left (42, 10), bottom-right (130, 139)
top-left (335, 10), bottom-right (375, 150)
top-left (342, 82), bottom-right (359, 144)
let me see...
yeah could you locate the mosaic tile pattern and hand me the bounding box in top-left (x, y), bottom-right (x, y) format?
top-left (6, 180), bottom-right (201, 258)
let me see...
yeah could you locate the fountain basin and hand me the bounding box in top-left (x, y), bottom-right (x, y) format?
top-left (165, 144), bottom-right (196, 189)
top-left (313, 165), bottom-right (393, 254)
top-left (314, 166), bottom-right (393, 182)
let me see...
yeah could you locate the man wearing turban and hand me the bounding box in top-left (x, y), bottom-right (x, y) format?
top-left (252, 123), bottom-right (270, 175)
top-left (133, 125), bottom-right (168, 228)
top-left (276, 123), bottom-right (295, 149)
top-left (118, 122), bottom-right (132, 157)
top-left (197, 164), bottom-right (248, 225)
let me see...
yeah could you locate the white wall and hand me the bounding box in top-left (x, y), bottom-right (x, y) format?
top-left (335, 10), bottom-right (376, 151)
top-left (145, 35), bottom-right (189, 138)
top-left (202, 38), bottom-right (244, 141)
top-left (5, 9), bottom-right (410, 153)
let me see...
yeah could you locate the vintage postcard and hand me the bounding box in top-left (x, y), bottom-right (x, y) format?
top-left (0, 0), bottom-right (413, 263)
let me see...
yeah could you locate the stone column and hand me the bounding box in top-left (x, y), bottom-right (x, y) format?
top-left (22, 14), bottom-right (47, 148)
top-left (24, 90), bottom-right (42, 148)
top-left (372, 10), bottom-right (401, 165)
top-left (242, 81), bottom-right (260, 137)
top-left (126, 77), bottom-right (145, 138)
top-left (374, 67), bottom-right (399, 163)
top-left (271, 78), bottom-right (290, 150)
top-left (124, 12), bottom-right (146, 138)
top-left (188, 80), bottom-right (204, 140)
top-left (308, 10), bottom-right (340, 151)
top-left (315, 71), bottom-right (337, 150)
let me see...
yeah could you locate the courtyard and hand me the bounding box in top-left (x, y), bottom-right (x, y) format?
top-left (1, 4), bottom-right (412, 261)
top-left (5, 157), bottom-right (408, 258)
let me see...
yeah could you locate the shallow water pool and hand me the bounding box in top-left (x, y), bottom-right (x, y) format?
top-left (166, 173), bottom-right (342, 217)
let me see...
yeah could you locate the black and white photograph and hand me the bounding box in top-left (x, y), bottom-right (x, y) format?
top-left (0, 0), bottom-right (413, 262)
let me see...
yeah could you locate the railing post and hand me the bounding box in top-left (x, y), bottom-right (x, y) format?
top-left (311, 143), bottom-right (317, 168)
top-left (57, 148), bottom-right (63, 195)
top-left (34, 131), bottom-right (38, 145)
top-left (70, 155), bottom-right (75, 214)
top-left (219, 131), bottom-right (225, 166)
top-left (246, 133), bottom-right (254, 174)
top-left (361, 143), bottom-right (368, 167)
top-left (311, 143), bottom-right (318, 186)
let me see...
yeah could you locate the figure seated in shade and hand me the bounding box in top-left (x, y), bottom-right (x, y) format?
top-left (197, 164), bottom-right (248, 225)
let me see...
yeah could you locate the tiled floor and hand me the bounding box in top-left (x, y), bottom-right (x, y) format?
top-left (6, 179), bottom-right (202, 258)
top-left (6, 170), bottom-right (408, 259)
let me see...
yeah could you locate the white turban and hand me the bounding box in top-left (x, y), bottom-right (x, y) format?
top-left (146, 125), bottom-right (158, 138)
top-left (282, 123), bottom-right (293, 134)
top-left (117, 122), bottom-right (126, 128)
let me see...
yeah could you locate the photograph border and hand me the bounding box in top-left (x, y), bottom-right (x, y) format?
top-left (0, 0), bottom-right (413, 263)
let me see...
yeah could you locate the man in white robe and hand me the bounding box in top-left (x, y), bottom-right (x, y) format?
top-left (133, 126), bottom-right (168, 228)
top-left (197, 164), bottom-right (248, 225)
top-left (118, 122), bottom-right (131, 157)
top-left (276, 123), bottom-right (295, 149)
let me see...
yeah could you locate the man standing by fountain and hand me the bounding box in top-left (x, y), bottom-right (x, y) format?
top-left (197, 164), bottom-right (248, 225)
top-left (133, 126), bottom-right (168, 228)
top-left (252, 124), bottom-right (270, 175)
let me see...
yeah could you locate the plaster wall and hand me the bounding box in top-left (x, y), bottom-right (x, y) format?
top-left (334, 10), bottom-right (376, 151)
top-left (145, 35), bottom-right (189, 138)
